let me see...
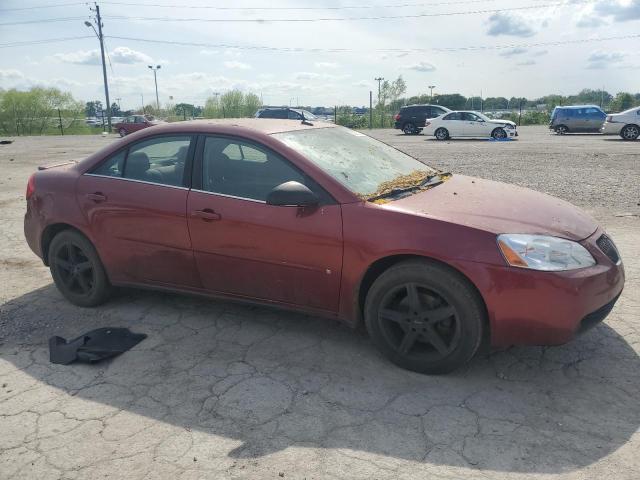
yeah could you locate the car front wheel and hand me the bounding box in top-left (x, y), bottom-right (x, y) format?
top-left (434, 128), bottom-right (449, 141)
top-left (118, 128), bottom-right (127, 137)
top-left (49, 230), bottom-right (112, 307)
top-left (555, 125), bottom-right (569, 135)
top-left (492, 127), bottom-right (507, 139)
top-left (620, 124), bottom-right (639, 140)
top-left (364, 260), bottom-right (485, 374)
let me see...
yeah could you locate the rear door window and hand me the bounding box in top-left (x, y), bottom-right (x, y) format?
top-left (443, 112), bottom-right (462, 121)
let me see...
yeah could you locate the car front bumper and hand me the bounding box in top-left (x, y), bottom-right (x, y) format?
top-left (600, 122), bottom-right (623, 135)
top-left (458, 228), bottom-right (625, 347)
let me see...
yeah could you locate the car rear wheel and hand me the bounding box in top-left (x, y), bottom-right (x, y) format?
top-left (49, 230), bottom-right (112, 307)
top-left (118, 128), bottom-right (127, 137)
top-left (435, 128), bottom-right (449, 141)
top-left (403, 123), bottom-right (417, 135)
top-left (364, 260), bottom-right (485, 374)
top-left (555, 125), bottom-right (569, 135)
top-left (492, 128), bottom-right (507, 139)
top-left (620, 124), bottom-right (639, 140)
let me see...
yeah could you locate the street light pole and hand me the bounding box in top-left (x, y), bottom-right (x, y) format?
top-left (428, 85), bottom-right (435, 102)
top-left (148, 65), bottom-right (161, 111)
top-left (85, 3), bottom-right (111, 131)
top-left (374, 77), bottom-right (384, 127)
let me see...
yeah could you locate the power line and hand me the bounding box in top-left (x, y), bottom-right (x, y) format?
top-left (102, 2), bottom-right (588, 23)
top-left (0, 1), bottom-right (588, 26)
top-left (0, 17), bottom-right (87, 27)
top-left (0, 36), bottom-right (94, 48)
top-left (0, 2), bottom-right (86, 12)
top-left (103, 33), bottom-right (640, 53)
top-left (99, 0), bottom-right (503, 10)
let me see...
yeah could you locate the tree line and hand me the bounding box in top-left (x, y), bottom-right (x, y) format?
top-left (3, 84), bottom-right (640, 136)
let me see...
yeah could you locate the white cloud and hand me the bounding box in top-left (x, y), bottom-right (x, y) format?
top-left (499, 47), bottom-right (529, 57)
top-left (54, 49), bottom-right (101, 65)
top-left (223, 61), bottom-right (252, 70)
top-left (294, 72), bottom-right (351, 81)
top-left (109, 47), bottom-right (153, 65)
top-left (595, 0), bottom-right (640, 22)
top-left (314, 62), bottom-right (339, 69)
top-left (352, 80), bottom-right (370, 88)
top-left (517, 60), bottom-right (536, 66)
top-left (586, 50), bottom-right (626, 69)
top-left (487, 13), bottom-right (536, 37)
top-left (200, 49), bottom-right (219, 56)
top-left (402, 61), bottom-right (436, 72)
top-left (0, 69), bottom-right (84, 91)
top-left (54, 47), bottom-right (153, 65)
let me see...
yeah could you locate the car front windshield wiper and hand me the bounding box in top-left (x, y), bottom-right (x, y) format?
top-left (366, 173), bottom-right (448, 202)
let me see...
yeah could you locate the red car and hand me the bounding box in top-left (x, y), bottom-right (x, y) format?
top-left (113, 114), bottom-right (162, 137)
top-left (24, 119), bottom-right (624, 374)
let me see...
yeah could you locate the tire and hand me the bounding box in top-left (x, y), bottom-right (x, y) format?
top-left (492, 128), bottom-right (507, 139)
top-left (434, 128), bottom-right (449, 141)
top-left (118, 128), bottom-right (127, 137)
top-left (620, 124), bottom-right (639, 141)
top-left (48, 230), bottom-right (112, 307)
top-left (555, 125), bottom-right (568, 135)
top-left (403, 123), bottom-right (417, 135)
top-left (364, 260), bottom-right (484, 374)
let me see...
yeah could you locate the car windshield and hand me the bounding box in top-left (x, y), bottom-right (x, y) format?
top-left (298, 110), bottom-right (317, 120)
top-left (272, 127), bottom-right (438, 199)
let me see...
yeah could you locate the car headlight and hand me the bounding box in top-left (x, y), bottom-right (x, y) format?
top-left (497, 234), bottom-right (596, 271)
top-left (504, 124), bottom-right (515, 129)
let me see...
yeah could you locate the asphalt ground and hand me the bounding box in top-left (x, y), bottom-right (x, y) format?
top-left (1, 127), bottom-right (638, 479)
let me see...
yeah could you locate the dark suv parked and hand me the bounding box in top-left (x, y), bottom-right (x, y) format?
top-left (256, 107), bottom-right (316, 121)
top-left (394, 104), bottom-right (451, 134)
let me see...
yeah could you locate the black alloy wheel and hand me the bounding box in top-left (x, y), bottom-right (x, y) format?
top-left (49, 230), bottom-right (112, 307)
top-left (364, 260), bottom-right (484, 374)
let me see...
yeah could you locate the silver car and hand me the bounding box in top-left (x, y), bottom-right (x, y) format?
top-left (549, 105), bottom-right (607, 134)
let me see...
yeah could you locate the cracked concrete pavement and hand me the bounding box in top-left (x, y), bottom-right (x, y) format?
top-left (1, 128), bottom-right (639, 479)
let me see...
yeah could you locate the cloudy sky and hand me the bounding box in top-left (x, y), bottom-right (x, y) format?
top-left (0, 0), bottom-right (639, 109)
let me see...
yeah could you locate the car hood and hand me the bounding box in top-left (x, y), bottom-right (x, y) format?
top-left (487, 119), bottom-right (516, 127)
top-left (386, 175), bottom-right (598, 241)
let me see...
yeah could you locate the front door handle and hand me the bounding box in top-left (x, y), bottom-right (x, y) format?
top-left (192, 208), bottom-right (221, 221)
top-left (86, 192), bottom-right (107, 203)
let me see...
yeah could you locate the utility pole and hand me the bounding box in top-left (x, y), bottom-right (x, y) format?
top-left (369, 90), bottom-right (373, 129)
top-left (148, 65), bottom-right (161, 110)
top-left (374, 77), bottom-right (384, 127)
top-left (141, 93), bottom-right (144, 113)
top-left (428, 85), bottom-right (435, 102)
top-left (116, 97), bottom-right (121, 110)
top-left (480, 89), bottom-right (483, 113)
top-left (85, 3), bottom-right (111, 131)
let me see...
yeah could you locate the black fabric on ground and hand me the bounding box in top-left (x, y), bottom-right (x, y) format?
top-left (49, 327), bottom-right (147, 365)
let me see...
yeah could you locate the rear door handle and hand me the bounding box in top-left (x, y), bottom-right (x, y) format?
top-left (86, 192), bottom-right (107, 203)
top-left (192, 208), bottom-right (221, 221)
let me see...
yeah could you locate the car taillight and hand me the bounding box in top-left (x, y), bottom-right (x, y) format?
top-left (394, 114), bottom-right (401, 121)
top-left (26, 173), bottom-right (36, 200)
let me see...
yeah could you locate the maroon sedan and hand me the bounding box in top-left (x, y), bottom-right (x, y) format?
top-left (113, 115), bottom-right (163, 137)
top-left (24, 119), bottom-right (624, 374)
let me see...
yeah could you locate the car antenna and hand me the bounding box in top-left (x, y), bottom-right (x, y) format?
top-left (301, 111), bottom-right (313, 126)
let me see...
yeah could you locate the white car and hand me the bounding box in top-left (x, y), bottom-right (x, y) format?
top-left (424, 111), bottom-right (518, 140)
top-left (600, 107), bottom-right (640, 140)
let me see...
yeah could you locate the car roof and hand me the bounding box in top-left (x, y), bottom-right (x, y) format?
top-left (135, 118), bottom-right (337, 135)
top-left (555, 105), bottom-right (601, 109)
top-left (401, 104), bottom-right (446, 108)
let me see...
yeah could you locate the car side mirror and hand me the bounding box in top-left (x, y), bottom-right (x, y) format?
top-left (266, 181), bottom-right (319, 207)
